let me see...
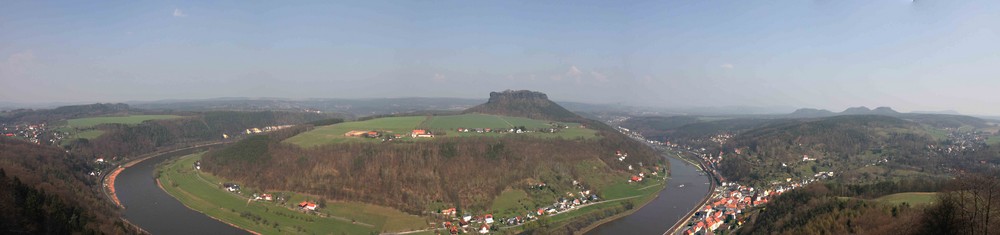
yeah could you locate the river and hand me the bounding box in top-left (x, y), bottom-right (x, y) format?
top-left (115, 146), bottom-right (249, 235)
top-left (586, 153), bottom-right (712, 235)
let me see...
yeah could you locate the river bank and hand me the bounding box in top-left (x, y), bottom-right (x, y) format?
top-left (584, 152), bottom-right (713, 235)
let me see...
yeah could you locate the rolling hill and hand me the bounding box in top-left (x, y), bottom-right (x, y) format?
top-left (200, 90), bottom-right (662, 227)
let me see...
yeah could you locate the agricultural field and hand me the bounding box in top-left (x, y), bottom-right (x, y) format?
top-left (875, 192), bottom-right (939, 206)
top-left (158, 153), bottom-right (427, 234)
top-left (988, 135), bottom-right (1000, 146)
top-left (283, 116), bottom-right (426, 147)
top-left (284, 114), bottom-right (598, 148)
top-left (67, 115), bottom-right (183, 128)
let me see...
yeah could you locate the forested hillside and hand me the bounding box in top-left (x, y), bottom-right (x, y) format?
top-left (738, 170), bottom-right (1000, 235)
top-left (65, 111), bottom-right (330, 158)
top-left (716, 115), bottom-right (951, 185)
top-left (0, 138), bottom-right (135, 234)
top-left (202, 91), bottom-right (662, 215)
top-left (0, 103), bottom-right (133, 124)
top-left (202, 125), bottom-right (659, 214)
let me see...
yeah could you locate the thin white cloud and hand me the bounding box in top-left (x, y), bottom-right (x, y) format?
top-left (590, 71), bottom-right (609, 82)
top-left (721, 63), bottom-right (734, 69)
top-left (567, 65), bottom-right (583, 77)
top-left (173, 8), bottom-right (187, 17)
top-left (432, 73), bottom-right (446, 82)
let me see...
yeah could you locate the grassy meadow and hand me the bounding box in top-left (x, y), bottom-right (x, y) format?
top-left (875, 192), bottom-right (939, 206)
top-left (67, 115), bottom-right (183, 128)
top-left (158, 153), bottom-right (428, 234)
top-left (283, 116), bottom-right (426, 147)
top-left (284, 114), bottom-right (598, 148)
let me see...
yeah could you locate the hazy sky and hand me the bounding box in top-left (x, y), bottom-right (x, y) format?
top-left (3, 1), bottom-right (1000, 114)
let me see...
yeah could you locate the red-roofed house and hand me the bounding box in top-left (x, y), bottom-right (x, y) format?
top-left (298, 201), bottom-right (318, 211)
top-left (630, 175), bottom-right (642, 182)
top-left (442, 208), bottom-right (456, 216)
top-left (479, 224), bottom-right (490, 234)
top-left (411, 129), bottom-right (434, 138)
top-left (694, 221), bottom-right (705, 232)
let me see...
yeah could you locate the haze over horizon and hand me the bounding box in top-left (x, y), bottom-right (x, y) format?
top-left (3, 1), bottom-right (1000, 115)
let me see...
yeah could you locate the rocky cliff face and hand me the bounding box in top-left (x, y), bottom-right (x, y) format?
top-left (464, 90), bottom-right (582, 122)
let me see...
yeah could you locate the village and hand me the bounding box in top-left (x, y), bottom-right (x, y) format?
top-left (0, 122), bottom-right (66, 145)
top-left (614, 125), bottom-right (832, 235)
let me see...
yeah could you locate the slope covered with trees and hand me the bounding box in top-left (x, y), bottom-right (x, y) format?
top-left (202, 91), bottom-right (662, 216)
top-left (0, 138), bottom-right (135, 234)
top-left (65, 111), bottom-right (331, 158)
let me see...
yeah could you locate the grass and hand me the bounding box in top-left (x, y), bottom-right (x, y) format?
top-left (283, 116), bottom-right (427, 147)
top-left (158, 152), bottom-right (428, 234)
top-left (75, 130), bottom-right (105, 139)
top-left (875, 192), bottom-right (939, 206)
top-left (491, 189), bottom-right (532, 218)
top-left (923, 126), bottom-right (950, 141)
top-left (67, 115), bottom-right (182, 128)
top-left (284, 114), bottom-right (598, 148)
top-left (988, 135), bottom-right (1000, 146)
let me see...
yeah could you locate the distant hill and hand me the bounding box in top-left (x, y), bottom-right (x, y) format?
top-left (463, 90), bottom-right (584, 122)
top-left (781, 106), bottom-right (988, 129)
top-left (912, 110), bottom-right (962, 115)
top-left (719, 115), bottom-right (948, 184)
top-left (0, 103), bottom-right (133, 123)
top-left (130, 97), bottom-right (484, 118)
top-left (787, 108), bottom-right (836, 118)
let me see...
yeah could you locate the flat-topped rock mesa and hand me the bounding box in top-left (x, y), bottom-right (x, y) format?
top-left (464, 90), bottom-right (582, 122)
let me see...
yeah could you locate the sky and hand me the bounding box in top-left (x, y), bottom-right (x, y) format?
top-left (2, 1), bottom-right (1000, 114)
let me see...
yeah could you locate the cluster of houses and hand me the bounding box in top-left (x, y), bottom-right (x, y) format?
top-left (342, 129), bottom-right (437, 140)
top-left (436, 180), bottom-right (603, 234)
top-left (237, 125), bottom-right (294, 136)
top-left (1, 122), bottom-right (64, 145)
top-left (439, 211), bottom-right (500, 234)
top-left (928, 128), bottom-right (996, 157)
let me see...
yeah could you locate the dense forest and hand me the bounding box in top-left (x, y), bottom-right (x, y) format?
top-left (738, 170), bottom-right (1000, 235)
top-left (0, 138), bottom-right (136, 234)
top-left (65, 111), bottom-right (330, 158)
top-left (202, 128), bottom-right (659, 214)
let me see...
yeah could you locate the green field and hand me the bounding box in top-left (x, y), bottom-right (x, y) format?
top-left (875, 192), bottom-right (939, 206)
top-left (491, 189), bottom-right (532, 217)
top-left (284, 114), bottom-right (598, 148)
top-left (988, 135), bottom-right (1000, 146)
top-left (67, 115), bottom-right (182, 128)
top-left (923, 126), bottom-right (950, 141)
top-left (74, 130), bottom-right (105, 139)
top-left (283, 116), bottom-right (427, 147)
top-left (158, 153), bottom-right (428, 234)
